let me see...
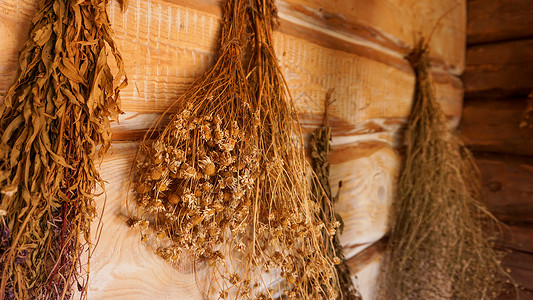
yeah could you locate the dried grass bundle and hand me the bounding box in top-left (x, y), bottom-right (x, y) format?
top-left (309, 92), bottom-right (361, 300)
top-left (382, 40), bottom-right (506, 300)
top-left (0, 0), bottom-right (126, 299)
top-left (129, 0), bottom-right (338, 298)
top-left (247, 0), bottom-right (338, 298)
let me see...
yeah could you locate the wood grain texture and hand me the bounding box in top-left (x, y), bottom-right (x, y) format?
top-left (0, 0), bottom-right (464, 138)
top-left (502, 250), bottom-right (533, 291)
top-left (346, 238), bottom-right (386, 274)
top-left (77, 141), bottom-right (399, 298)
top-left (475, 153), bottom-right (533, 224)
top-left (464, 39), bottom-right (533, 98)
top-left (0, 0), bottom-right (467, 297)
top-left (276, 0), bottom-right (467, 75)
top-left (497, 225), bottom-right (533, 254)
top-left (353, 256), bottom-right (383, 300)
top-left (467, 0), bottom-right (533, 45)
top-left (81, 143), bottom-right (205, 299)
top-left (105, 0), bottom-right (467, 73)
top-left (330, 142), bottom-right (399, 259)
top-left (461, 98), bottom-right (533, 156)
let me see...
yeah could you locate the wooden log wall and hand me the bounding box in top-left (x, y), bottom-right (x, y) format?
top-left (0, 0), bottom-right (466, 299)
top-left (462, 0), bottom-right (533, 299)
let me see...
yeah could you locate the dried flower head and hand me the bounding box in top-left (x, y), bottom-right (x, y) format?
top-left (128, 0), bottom-right (338, 298)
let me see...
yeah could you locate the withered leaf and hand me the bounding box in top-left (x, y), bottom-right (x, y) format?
top-left (0, 0), bottom-right (127, 299)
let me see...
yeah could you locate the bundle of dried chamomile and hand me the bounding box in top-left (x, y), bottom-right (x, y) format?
top-left (0, 0), bottom-right (126, 299)
top-left (129, 0), bottom-right (339, 298)
top-left (129, 0), bottom-right (261, 297)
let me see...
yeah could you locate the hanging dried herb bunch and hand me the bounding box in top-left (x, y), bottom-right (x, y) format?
top-left (129, 0), bottom-right (262, 297)
top-left (382, 40), bottom-right (506, 300)
top-left (0, 0), bottom-right (126, 299)
top-left (129, 0), bottom-right (338, 298)
top-left (246, 0), bottom-right (339, 298)
top-left (310, 92), bottom-right (361, 300)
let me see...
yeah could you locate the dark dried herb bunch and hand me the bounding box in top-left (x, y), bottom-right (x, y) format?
top-left (382, 40), bottom-right (506, 300)
top-left (310, 93), bottom-right (361, 300)
top-left (0, 0), bottom-right (126, 299)
top-left (130, 0), bottom-right (338, 298)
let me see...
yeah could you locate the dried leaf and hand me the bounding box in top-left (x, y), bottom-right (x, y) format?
top-left (0, 0), bottom-right (127, 299)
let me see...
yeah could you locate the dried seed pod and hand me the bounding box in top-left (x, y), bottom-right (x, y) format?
top-left (136, 182), bottom-right (151, 194)
top-left (167, 194), bottom-right (181, 205)
top-left (150, 166), bottom-right (166, 180)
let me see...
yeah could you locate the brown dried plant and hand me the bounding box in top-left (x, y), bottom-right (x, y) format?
top-left (0, 0), bottom-right (126, 299)
top-left (310, 91), bottom-right (362, 300)
top-left (247, 0), bottom-right (339, 298)
top-left (381, 40), bottom-right (507, 300)
top-left (129, 0), bottom-right (338, 298)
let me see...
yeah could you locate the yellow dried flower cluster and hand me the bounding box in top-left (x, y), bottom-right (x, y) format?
top-left (132, 106), bottom-right (260, 260)
top-left (127, 0), bottom-right (340, 298)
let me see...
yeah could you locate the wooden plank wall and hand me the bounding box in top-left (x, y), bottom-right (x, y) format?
top-left (0, 0), bottom-right (466, 299)
top-left (462, 0), bottom-right (533, 299)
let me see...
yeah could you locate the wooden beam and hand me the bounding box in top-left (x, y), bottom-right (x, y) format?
top-left (497, 225), bottom-right (533, 254)
top-left (461, 98), bottom-right (533, 156)
top-left (467, 0), bottom-right (533, 45)
top-left (277, 0), bottom-right (466, 74)
top-left (0, 1), bottom-right (464, 138)
top-left (464, 39), bottom-right (533, 98)
top-left (497, 288), bottom-right (533, 300)
top-left (110, 0), bottom-right (467, 74)
top-left (346, 237), bottom-right (387, 274)
top-left (474, 153), bottom-right (533, 224)
top-left (502, 250), bottom-right (533, 291)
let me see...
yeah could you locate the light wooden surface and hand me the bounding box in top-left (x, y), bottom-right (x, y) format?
top-left (0, 0), bottom-right (464, 134)
top-left (0, 0), bottom-right (466, 298)
top-left (329, 142), bottom-right (398, 259)
top-left (85, 143), bottom-right (205, 299)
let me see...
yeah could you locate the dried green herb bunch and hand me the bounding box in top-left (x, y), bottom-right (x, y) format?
top-left (382, 40), bottom-right (507, 300)
top-left (0, 0), bottom-right (126, 299)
